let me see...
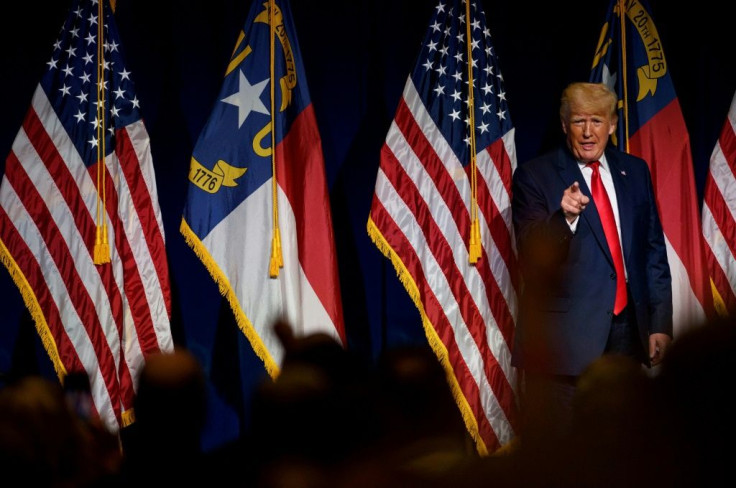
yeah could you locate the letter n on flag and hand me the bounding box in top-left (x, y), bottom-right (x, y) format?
top-left (702, 90), bottom-right (736, 316)
top-left (590, 0), bottom-right (716, 333)
top-left (180, 0), bottom-right (345, 376)
top-left (367, 0), bottom-right (519, 454)
top-left (0, 0), bottom-right (173, 431)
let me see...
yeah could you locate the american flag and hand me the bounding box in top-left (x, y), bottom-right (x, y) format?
top-left (590, 0), bottom-right (715, 332)
top-left (181, 0), bottom-right (345, 376)
top-left (0, 0), bottom-right (173, 431)
top-left (367, 0), bottom-right (518, 453)
top-left (702, 90), bottom-right (736, 316)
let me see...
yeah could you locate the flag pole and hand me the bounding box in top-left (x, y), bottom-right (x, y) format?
top-left (465, 0), bottom-right (481, 264)
top-left (618, 0), bottom-right (630, 153)
top-left (93, 0), bottom-right (110, 264)
top-left (268, 0), bottom-right (283, 277)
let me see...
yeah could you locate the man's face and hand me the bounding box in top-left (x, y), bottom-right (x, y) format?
top-left (561, 110), bottom-right (616, 164)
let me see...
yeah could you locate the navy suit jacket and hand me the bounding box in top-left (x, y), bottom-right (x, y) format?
top-left (511, 145), bottom-right (673, 376)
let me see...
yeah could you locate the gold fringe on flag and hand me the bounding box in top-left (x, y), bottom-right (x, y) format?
top-left (367, 217), bottom-right (489, 455)
top-left (0, 239), bottom-right (67, 380)
top-left (711, 279), bottom-right (728, 317)
top-left (181, 219), bottom-right (280, 378)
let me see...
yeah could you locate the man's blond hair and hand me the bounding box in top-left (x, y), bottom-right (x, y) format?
top-left (560, 82), bottom-right (617, 121)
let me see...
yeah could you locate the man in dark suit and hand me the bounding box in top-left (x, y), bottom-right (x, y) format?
top-left (511, 82), bottom-right (673, 443)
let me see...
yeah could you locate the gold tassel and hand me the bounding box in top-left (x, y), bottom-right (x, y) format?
top-left (269, 228), bottom-right (283, 278)
top-left (93, 225), bottom-right (110, 264)
top-left (468, 218), bottom-right (481, 263)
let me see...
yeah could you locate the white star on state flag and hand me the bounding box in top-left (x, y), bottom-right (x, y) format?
top-left (221, 69), bottom-right (270, 128)
top-left (601, 63), bottom-right (617, 94)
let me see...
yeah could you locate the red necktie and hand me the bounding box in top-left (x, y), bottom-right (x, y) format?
top-left (588, 161), bottom-right (627, 315)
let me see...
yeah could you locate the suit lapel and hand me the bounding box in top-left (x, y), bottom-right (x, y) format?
top-left (606, 150), bottom-right (633, 262)
top-left (554, 146), bottom-right (587, 194)
top-left (554, 146), bottom-right (612, 266)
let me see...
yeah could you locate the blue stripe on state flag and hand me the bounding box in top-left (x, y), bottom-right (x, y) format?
top-left (590, 0), bottom-right (677, 141)
top-left (184, 1), bottom-right (312, 237)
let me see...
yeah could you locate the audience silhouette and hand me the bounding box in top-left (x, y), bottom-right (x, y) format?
top-left (565, 354), bottom-right (674, 488)
top-left (654, 317), bottom-right (736, 488)
top-left (119, 348), bottom-right (208, 485)
top-left (1, 317), bottom-right (734, 487)
top-left (0, 373), bottom-right (118, 487)
top-left (246, 320), bottom-right (378, 488)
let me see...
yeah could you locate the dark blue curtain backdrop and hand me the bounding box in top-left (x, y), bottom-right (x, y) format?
top-left (1, 0), bottom-right (734, 449)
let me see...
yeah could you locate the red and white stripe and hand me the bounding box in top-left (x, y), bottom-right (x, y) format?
top-left (368, 78), bottom-right (518, 454)
top-left (702, 91), bottom-right (736, 316)
top-left (629, 98), bottom-right (714, 334)
top-left (0, 85), bottom-right (173, 431)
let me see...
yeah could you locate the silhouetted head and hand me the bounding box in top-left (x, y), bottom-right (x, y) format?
top-left (134, 348), bottom-right (207, 447)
